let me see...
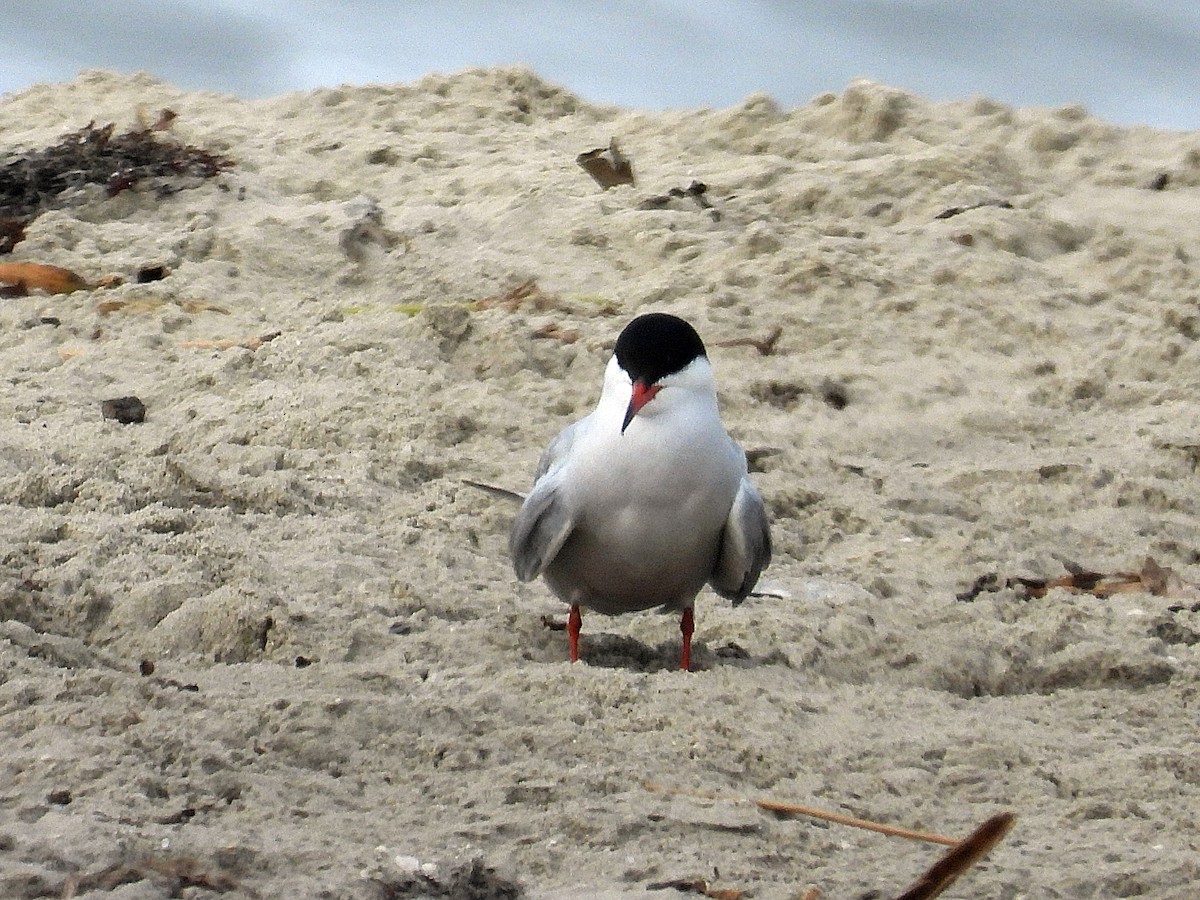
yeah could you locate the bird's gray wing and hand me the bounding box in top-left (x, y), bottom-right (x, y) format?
top-left (508, 421), bottom-right (583, 583)
top-left (709, 475), bottom-right (772, 605)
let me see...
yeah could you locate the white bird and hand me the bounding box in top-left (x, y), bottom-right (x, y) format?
top-left (509, 312), bottom-right (771, 670)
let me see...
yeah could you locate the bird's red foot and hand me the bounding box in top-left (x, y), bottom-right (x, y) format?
top-left (568, 604), bottom-right (582, 663)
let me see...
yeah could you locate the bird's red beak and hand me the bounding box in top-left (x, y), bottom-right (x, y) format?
top-left (622, 380), bottom-right (661, 433)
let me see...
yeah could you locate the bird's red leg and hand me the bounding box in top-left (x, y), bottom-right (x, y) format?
top-left (680, 608), bottom-right (694, 672)
top-left (568, 604), bottom-right (582, 663)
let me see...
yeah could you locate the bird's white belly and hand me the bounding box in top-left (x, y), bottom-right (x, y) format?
top-left (545, 467), bottom-right (738, 614)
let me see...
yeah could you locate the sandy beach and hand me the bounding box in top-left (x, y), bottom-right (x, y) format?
top-left (2, 67), bottom-right (1199, 897)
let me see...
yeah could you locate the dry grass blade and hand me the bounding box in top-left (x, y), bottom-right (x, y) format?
top-left (894, 811), bottom-right (1016, 900)
top-left (461, 479), bottom-right (526, 503)
top-left (751, 796), bottom-right (957, 846)
top-left (714, 326), bottom-right (783, 356)
top-left (180, 331), bottom-right (281, 351)
top-left (532, 321), bottom-right (579, 343)
top-left (645, 783), bottom-right (958, 846)
top-left (647, 876), bottom-right (743, 899)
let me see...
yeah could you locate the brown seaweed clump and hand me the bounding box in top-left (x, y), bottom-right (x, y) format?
top-left (0, 115), bottom-right (233, 252)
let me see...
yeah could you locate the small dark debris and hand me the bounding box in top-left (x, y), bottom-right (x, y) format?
top-left (294, 655), bottom-right (313, 668)
top-left (957, 573), bottom-right (1002, 602)
top-left (1167, 601), bottom-right (1200, 614)
top-left (388, 621), bottom-right (413, 636)
top-left (576, 138), bottom-right (634, 189)
top-left (819, 378), bottom-right (849, 410)
top-left (136, 264), bottom-right (168, 283)
top-left (637, 180), bottom-right (720, 220)
top-left (139, 659), bottom-right (155, 676)
top-left (101, 396), bottom-right (146, 424)
top-left (156, 807), bottom-right (197, 825)
top-left (38, 316), bottom-right (60, 327)
top-left (367, 858), bottom-right (523, 900)
top-left (715, 643), bottom-right (751, 660)
top-left (156, 678), bottom-right (200, 693)
top-left (0, 281), bottom-right (28, 298)
top-left (1149, 618), bottom-right (1200, 646)
top-left (0, 217), bottom-right (27, 254)
top-left (47, 789), bottom-right (72, 805)
top-left (1150, 172), bottom-right (1170, 191)
top-left (934, 199), bottom-right (1014, 220)
top-left (540, 615), bottom-right (566, 632)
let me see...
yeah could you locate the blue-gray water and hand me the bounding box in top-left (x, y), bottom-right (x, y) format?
top-left (2, 1), bottom-right (1198, 130)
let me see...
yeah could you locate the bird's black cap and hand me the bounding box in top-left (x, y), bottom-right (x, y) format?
top-left (613, 313), bottom-right (707, 385)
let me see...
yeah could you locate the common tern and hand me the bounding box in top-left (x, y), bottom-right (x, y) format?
top-left (510, 312), bottom-right (772, 670)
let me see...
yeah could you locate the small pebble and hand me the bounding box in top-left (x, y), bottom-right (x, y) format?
top-left (101, 396), bottom-right (146, 424)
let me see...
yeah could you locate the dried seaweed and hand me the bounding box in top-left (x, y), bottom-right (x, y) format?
top-left (958, 557), bottom-right (1200, 602)
top-left (0, 115), bottom-right (233, 253)
top-left (55, 854), bottom-right (260, 899)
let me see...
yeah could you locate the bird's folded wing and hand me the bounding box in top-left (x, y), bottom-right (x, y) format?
top-left (509, 472), bottom-right (575, 582)
top-left (709, 476), bottom-right (773, 604)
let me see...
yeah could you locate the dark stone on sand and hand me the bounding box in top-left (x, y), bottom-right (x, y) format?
top-left (101, 396), bottom-right (146, 424)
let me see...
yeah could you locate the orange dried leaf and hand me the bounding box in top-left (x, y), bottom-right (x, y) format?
top-left (0, 262), bottom-right (90, 295)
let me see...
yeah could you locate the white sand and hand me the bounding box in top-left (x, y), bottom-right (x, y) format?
top-left (1, 68), bottom-right (1199, 898)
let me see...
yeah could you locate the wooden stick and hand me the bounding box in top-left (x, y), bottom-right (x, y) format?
top-left (895, 812), bottom-right (1016, 900)
top-left (645, 782), bottom-right (959, 846)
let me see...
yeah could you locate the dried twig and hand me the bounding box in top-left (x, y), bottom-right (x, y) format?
top-left (180, 331), bottom-right (281, 351)
top-left (461, 479), bottom-right (526, 503)
top-left (895, 812), bottom-right (1016, 900)
top-left (532, 322), bottom-right (579, 343)
top-left (933, 199), bottom-right (1013, 220)
top-left (960, 557), bottom-right (1200, 602)
top-left (473, 278), bottom-right (561, 312)
top-left (714, 325), bottom-right (783, 356)
top-left (645, 783), bottom-right (958, 846)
